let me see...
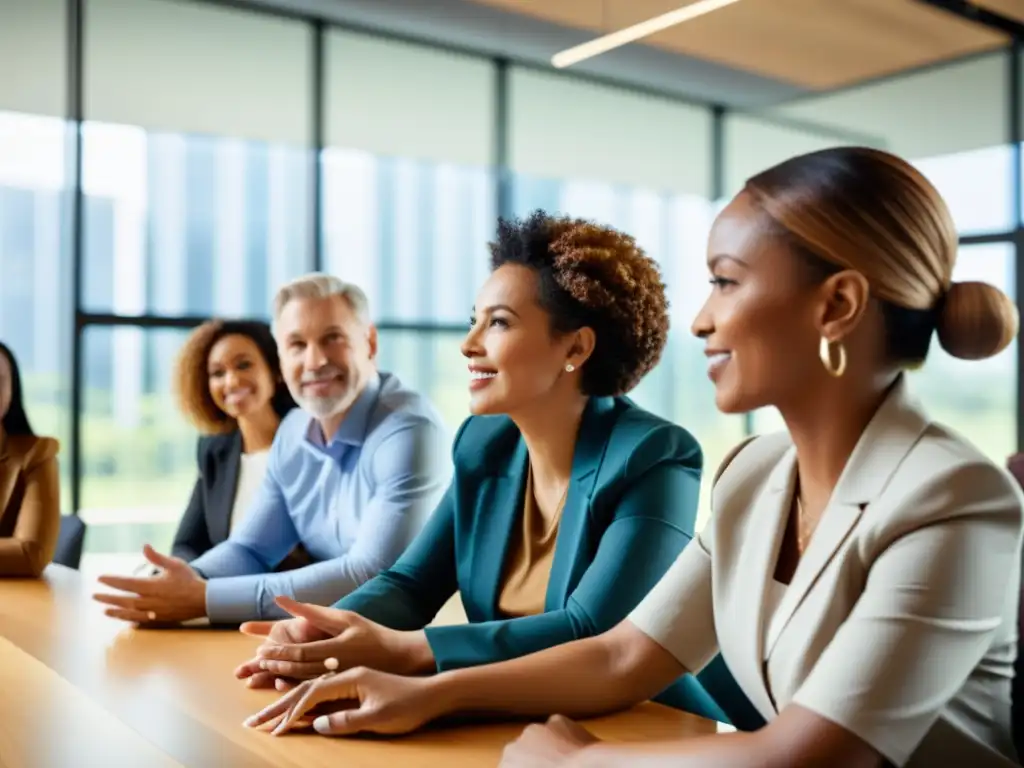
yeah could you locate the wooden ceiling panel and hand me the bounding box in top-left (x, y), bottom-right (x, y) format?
top-left (644, 0), bottom-right (1007, 89)
top-left (973, 1), bottom-right (1024, 24)
top-left (467, 0), bottom-right (1008, 89)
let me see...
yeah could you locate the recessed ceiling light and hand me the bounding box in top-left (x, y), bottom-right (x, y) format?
top-left (551, 0), bottom-right (744, 69)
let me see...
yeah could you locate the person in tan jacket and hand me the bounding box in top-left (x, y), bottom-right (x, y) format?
top-left (0, 341), bottom-right (60, 577)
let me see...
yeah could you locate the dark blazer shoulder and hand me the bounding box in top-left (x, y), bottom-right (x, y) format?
top-left (603, 399), bottom-right (703, 479)
top-left (196, 431), bottom-right (241, 468)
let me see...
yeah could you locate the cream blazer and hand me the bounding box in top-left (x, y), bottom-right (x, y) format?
top-left (630, 376), bottom-right (1023, 767)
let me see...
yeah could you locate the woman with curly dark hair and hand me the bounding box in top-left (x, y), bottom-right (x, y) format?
top-left (165, 319), bottom-right (295, 563)
top-left (237, 210), bottom-right (754, 730)
top-left (0, 341), bottom-right (60, 577)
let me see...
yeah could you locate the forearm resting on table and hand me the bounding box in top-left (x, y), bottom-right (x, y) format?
top-left (430, 622), bottom-right (685, 720)
top-left (0, 537), bottom-right (49, 576)
top-left (571, 704), bottom-right (886, 768)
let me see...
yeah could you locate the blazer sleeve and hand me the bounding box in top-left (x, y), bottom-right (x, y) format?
top-left (424, 446), bottom-right (702, 672)
top-left (628, 434), bottom-right (758, 674)
top-left (0, 439), bottom-right (61, 577)
top-left (171, 439), bottom-right (213, 562)
top-left (791, 462), bottom-right (1024, 767)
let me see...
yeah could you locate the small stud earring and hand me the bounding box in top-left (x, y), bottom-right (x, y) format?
top-left (565, 363), bottom-right (575, 373)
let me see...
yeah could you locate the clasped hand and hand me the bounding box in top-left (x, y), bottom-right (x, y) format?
top-left (234, 596), bottom-right (431, 690)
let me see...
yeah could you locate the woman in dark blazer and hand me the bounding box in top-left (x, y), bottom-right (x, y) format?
top-left (0, 341), bottom-right (60, 577)
top-left (169, 320), bottom-right (295, 562)
top-left (238, 211), bottom-right (760, 730)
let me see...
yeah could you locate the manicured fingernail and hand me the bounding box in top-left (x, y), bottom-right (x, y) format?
top-left (147, 611), bottom-right (157, 621)
top-left (313, 716), bottom-right (330, 733)
top-left (243, 716), bottom-right (257, 727)
top-left (324, 657), bottom-right (339, 671)
top-left (259, 660), bottom-right (268, 670)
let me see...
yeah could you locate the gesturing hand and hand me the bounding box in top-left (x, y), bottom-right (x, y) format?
top-left (243, 666), bottom-right (440, 737)
top-left (235, 596), bottom-right (433, 690)
top-left (92, 544), bottom-right (207, 625)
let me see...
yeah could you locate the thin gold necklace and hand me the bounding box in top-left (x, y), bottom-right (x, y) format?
top-left (796, 495), bottom-right (814, 552)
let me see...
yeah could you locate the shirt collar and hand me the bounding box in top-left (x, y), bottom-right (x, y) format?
top-left (303, 372), bottom-right (381, 452)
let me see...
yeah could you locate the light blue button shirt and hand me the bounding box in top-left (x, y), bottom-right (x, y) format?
top-left (190, 371), bottom-right (453, 623)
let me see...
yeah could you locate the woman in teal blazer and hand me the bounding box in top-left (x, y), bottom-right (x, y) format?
top-left (236, 211), bottom-right (760, 730)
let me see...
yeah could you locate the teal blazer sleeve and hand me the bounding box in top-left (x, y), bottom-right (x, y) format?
top-left (339, 398), bottom-right (700, 659)
top-left (422, 457), bottom-right (698, 666)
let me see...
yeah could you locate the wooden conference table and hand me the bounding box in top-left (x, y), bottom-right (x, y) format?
top-left (0, 565), bottom-right (715, 767)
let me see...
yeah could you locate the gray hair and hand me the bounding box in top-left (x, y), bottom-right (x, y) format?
top-left (272, 273), bottom-right (371, 333)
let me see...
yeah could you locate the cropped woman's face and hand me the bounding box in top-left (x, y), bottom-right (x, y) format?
top-left (462, 264), bottom-right (577, 416)
top-left (0, 352), bottom-right (10, 422)
top-left (691, 193), bottom-right (824, 414)
top-left (207, 334), bottom-right (278, 421)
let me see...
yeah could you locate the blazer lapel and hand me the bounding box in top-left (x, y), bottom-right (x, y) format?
top-left (545, 397), bottom-right (617, 609)
top-left (478, 439), bottom-right (530, 617)
top-left (207, 432), bottom-right (242, 544)
top-left (763, 498), bottom-right (863, 661)
top-left (726, 448), bottom-right (796, 719)
top-left (765, 375), bottom-right (930, 659)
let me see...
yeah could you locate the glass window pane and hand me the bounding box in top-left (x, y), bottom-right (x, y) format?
top-left (0, 110), bottom-right (72, 511)
top-left (85, 0), bottom-right (312, 144)
top-left (80, 327), bottom-right (196, 573)
top-left (82, 125), bottom-right (312, 317)
top-left (723, 114), bottom-right (860, 198)
top-left (769, 51), bottom-right (1012, 236)
top-left (376, 329), bottom-right (469, 436)
top-left (509, 67), bottom-right (712, 197)
top-left (322, 32), bottom-right (496, 325)
top-left (0, 0), bottom-right (66, 117)
top-left (325, 30), bottom-right (494, 166)
top-left (322, 151), bottom-right (494, 325)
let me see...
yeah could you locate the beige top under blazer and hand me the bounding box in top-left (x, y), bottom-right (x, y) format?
top-left (630, 376), bottom-right (1023, 767)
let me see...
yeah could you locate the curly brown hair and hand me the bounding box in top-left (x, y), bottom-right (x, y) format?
top-left (173, 319), bottom-right (295, 434)
top-left (489, 210), bottom-right (669, 396)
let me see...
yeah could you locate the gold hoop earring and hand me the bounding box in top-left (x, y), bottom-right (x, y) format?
top-left (819, 337), bottom-right (847, 377)
top-left (565, 363), bottom-right (575, 373)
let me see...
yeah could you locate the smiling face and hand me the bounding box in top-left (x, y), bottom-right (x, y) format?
top-left (206, 333), bottom-right (278, 422)
top-left (276, 294), bottom-right (377, 422)
top-left (691, 192), bottom-right (826, 414)
top-left (462, 264), bottom-right (579, 416)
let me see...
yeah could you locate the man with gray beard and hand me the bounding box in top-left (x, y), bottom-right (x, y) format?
top-left (93, 274), bottom-right (453, 625)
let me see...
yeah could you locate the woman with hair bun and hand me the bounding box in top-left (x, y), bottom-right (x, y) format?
top-left (246, 149), bottom-right (1023, 768)
top-left (238, 210), bottom-right (756, 729)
